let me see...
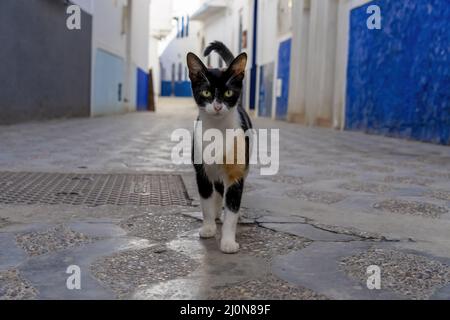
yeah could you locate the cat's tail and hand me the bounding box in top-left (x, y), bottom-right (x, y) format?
top-left (204, 41), bottom-right (235, 66)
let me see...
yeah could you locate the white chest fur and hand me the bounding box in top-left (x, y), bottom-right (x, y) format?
top-left (194, 109), bottom-right (242, 183)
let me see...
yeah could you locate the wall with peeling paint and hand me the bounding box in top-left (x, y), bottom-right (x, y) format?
top-left (346, 0), bottom-right (450, 145)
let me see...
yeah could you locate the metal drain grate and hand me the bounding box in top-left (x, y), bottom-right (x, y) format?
top-left (0, 172), bottom-right (191, 207)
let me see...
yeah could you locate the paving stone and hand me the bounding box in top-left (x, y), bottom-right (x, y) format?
top-left (15, 224), bottom-right (95, 256)
top-left (306, 222), bottom-right (387, 241)
top-left (120, 213), bottom-right (201, 242)
top-left (340, 181), bottom-right (392, 194)
top-left (256, 215), bottom-right (306, 224)
top-left (0, 217), bottom-right (10, 229)
top-left (416, 170), bottom-right (450, 180)
top-left (285, 189), bottom-right (346, 205)
top-left (315, 169), bottom-right (357, 179)
top-left (0, 233), bottom-right (28, 270)
top-left (208, 274), bottom-right (328, 300)
top-left (0, 269), bottom-right (38, 300)
top-left (244, 181), bottom-right (266, 193)
top-left (383, 176), bottom-right (434, 186)
top-left (427, 190), bottom-right (450, 201)
top-left (267, 175), bottom-right (305, 185)
top-left (91, 247), bottom-right (199, 298)
top-left (358, 164), bottom-right (395, 173)
top-left (272, 241), bottom-right (402, 300)
top-left (373, 199), bottom-right (448, 218)
top-left (260, 223), bottom-right (357, 242)
top-left (240, 207), bottom-right (273, 220)
top-left (237, 225), bottom-right (310, 259)
top-left (340, 248), bottom-right (450, 300)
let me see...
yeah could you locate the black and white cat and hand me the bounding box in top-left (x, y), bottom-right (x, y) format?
top-left (187, 41), bottom-right (252, 254)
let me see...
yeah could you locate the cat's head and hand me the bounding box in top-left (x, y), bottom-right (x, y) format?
top-left (186, 52), bottom-right (247, 118)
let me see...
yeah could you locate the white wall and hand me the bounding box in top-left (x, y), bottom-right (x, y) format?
top-left (287, 0), bottom-right (365, 129)
top-left (72, 0), bottom-right (94, 15)
top-left (257, 0), bottom-right (277, 66)
top-left (159, 21), bottom-right (202, 82)
top-left (131, 0), bottom-right (150, 71)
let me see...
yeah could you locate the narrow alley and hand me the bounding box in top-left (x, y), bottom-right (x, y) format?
top-left (1, 98), bottom-right (449, 300)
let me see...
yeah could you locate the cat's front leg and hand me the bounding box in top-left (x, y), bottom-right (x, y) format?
top-left (220, 179), bottom-right (244, 254)
top-left (195, 168), bottom-right (217, 238)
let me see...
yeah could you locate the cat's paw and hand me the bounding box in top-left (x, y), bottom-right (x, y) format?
top-left (199, 224), bottom-right (217, 238)
top-left (220, 240), bottom-right (240, 254)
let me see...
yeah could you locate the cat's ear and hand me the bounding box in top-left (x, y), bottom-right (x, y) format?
top-left (228, 53), bottom-right (247, 79)
top-left (187, 53), bottom-right (208, 83)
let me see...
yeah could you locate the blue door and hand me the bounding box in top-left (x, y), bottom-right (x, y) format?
top-left (275, 38), bottom-right (291, 120)
top-left (136, 68), bottom-right (149, 111)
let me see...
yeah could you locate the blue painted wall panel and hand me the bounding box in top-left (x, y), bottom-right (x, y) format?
top-left (174, 81), bottom-right (193, 97)
top-left (346, 0), bottom-right (450, 145)
top-left (93, 49), bottom-right (124, 116)
top-left (276, 38), bottom-right (292, 120)
top-left (136, 68), bottom-right (149, 111)
top-left (161, 81), bottom-right (172, 97)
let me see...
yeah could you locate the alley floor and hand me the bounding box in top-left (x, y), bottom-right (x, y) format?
top-left (0, 98), bottom-right (450, 300)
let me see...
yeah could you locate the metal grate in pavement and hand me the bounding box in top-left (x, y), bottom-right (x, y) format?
top-left (0, 172), bottom-right (191, 207)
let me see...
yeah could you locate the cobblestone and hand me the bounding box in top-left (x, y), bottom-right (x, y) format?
top-left (340, 248), bottom-right (450, 300)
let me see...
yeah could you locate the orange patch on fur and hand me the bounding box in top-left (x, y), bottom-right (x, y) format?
top-left (222, 133), bottom-right (247, 183)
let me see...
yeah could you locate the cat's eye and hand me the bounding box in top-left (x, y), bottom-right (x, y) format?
top-left (224, 90), bottom-right (234, 98)
top-left (201, 90), bottom-right (212, 98)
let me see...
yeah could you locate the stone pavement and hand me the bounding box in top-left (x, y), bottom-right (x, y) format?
top-left (0, 97), bottom-right (449, 300)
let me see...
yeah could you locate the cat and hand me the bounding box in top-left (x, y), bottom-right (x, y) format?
top-left (186, 41), bottom-right (253, 254)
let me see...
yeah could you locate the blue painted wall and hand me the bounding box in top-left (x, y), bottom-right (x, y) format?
top-left (160, 81), bottom-right (192, 97)
top-left (276, 38), bottom-right (292, 120)
top-left (136, 68), bottom-right (149, 111)
top-left (161, 81), bottom-right (172, 97)
top-left (174, 81), bottom-right (193, 97)
top-left (93, 49), bottom-right (125, 116)
top-left (258, 62), bottom-right (275, 118)
top-left (346, 0), bottom-right (450, 145)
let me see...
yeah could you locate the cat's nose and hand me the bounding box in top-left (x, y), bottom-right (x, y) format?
top-left (213, 103), bottom-right (223, 112)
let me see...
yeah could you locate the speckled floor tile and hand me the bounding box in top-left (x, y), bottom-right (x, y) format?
top-left (0, 269), bottom-right (38, 300)
top-left (267, 175), bottom-right (305, 185)
top-left (427, 190), bottom-right (450, 201)
top-left (91, 247), bottom-right (199, 298)
top-left (383, 176), bottom-right (434, 186)
top-left (0, 217), bottom-right (10, 229)
top-left (120, 213), bottom-right (201, 242)
top-left (315, 169), bottom-right (357, 179)
top-left (285, 189), bottom-right (346, 205)
top-left (340, 181), bottom-right (392, 194)
top-left (237, 225), bottom-right (310, 259)
top-left (358, 164), bottom-right (395, 173)
top-left (340, 248), bottom-right (450, 300)
top-left (15, 224), bottom-right (95, 256)
top-left (373, 199), bottom-right (448, 218)
top-left (209, 275), bottom-right (328, 300)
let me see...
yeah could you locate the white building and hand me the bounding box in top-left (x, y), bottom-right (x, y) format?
top-left (159, 0), bottom-right (254, 100)
top-left (149, 0), bottom-right (174, 97)
top-left (73, 0), bottom-right (151, 115)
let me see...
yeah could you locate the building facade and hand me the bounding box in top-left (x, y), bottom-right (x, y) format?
top-left (0, 0), bottom-right (150, 124)
top-left (0, 0), bottom-right (93, 124)
top-left (158, 0), bottom-right (449, 145)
